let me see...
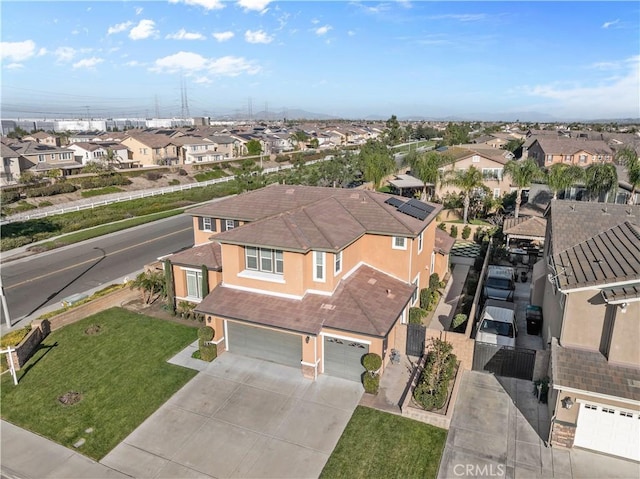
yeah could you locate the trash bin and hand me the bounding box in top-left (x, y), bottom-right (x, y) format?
top-left (526, 305), bottom-right (543, 335)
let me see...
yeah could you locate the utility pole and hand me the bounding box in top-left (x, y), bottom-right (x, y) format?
top-left (0, 274), bottom-right (11, 327)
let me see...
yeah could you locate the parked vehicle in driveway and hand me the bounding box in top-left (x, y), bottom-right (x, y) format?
top-left (476, 299), bottom-right (517, 347)
top-left (482, 265), bottom-right (516, 301)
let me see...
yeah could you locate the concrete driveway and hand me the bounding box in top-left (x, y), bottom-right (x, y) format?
top-left (438, 370), bottom-right (640, 479)
top-left (101, 353), bottom-right (363, 479)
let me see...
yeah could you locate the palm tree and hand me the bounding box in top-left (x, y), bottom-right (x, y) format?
top-left (407, 151), bottom-right (442, 200)
top-left (616, 147), bottom-right (640, 205)
top-left (443, 166), bottom-right (486, 224)
top-left (359, 139), bottom-right (396, 189)
top-left (585, 163), bottom-right (618, 202)
top-left (503, 159), bottom-right (543, 218)
top-left (546, 163), bottom-right (586, 200)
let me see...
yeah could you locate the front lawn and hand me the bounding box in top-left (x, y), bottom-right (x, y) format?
top-left (0, 307), bottom-right (198, 460)
top-left (320, 406), bottom-right (447, 479)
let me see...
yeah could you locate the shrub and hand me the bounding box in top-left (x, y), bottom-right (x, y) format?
top-left (437, 222), bottom-right (447, 231)
top-left (362, 353), bottom-right (382, 373)
top-left (0, 325), bottom-right (32, 348)
top-left (409, 307), bottom-right (427, 324)
top-left (39, 201), bottom-right (53, 207)
top-left (1, 190), bottom-right (21, 204)
top-left (76, 174), bottom-right (131, 189)
top-left (145, 171), bottom-right (163, 181)
top-left (413, 338), bottom-right (457, 411)
top-left (200, 343), bottom-right (217, 362)
top-left (197, 326), bottom-right (214, 342)
top-left (26, 182), bottom-right (77, 197)
top-left (362, 373), bottom-right (380, 394)
top-left (449, 225), bottom-right (458, 239)
top-left (420, 288), bottom-right (439, 312)
top-left (191, 350), bottom-right (201, 360)
top-left (178, 168), bottom-right (188, 176)
top-left (168, 179), bottom-right (180, 186)
top-left (462, 225), bottom-right (472, 240)
top-left (451, 314), bottom-right (467, 331)
top-left (428, 273), bottom-right (441, 291)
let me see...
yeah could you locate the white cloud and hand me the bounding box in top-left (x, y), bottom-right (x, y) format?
top-left (151, 51), bottom-right (260, 77)
top-left (522, 55), bottom-right (640, 118)
top-left (213, 31), bottom-right (234, 42)
top-left (135, 7), bottom-right (143, 15)
top-left (6, 63), bottom-right (24, 69)
top-left (124, 60), bottom-right (141, 67)
top-left (428, 14), bottom-right (488, 22)
top-left (311, 18), bottom-right (320, 25)
top-left (245, 29), bottom-right (273, 44)
top-left (315, 25), bottom-right (332, 36)
top-left (37, 48), bottom-right (48, 56)
top-left (0, 40), bottom-right (36, 62)
top-left (107, 21), bottom-right (133, 35)
top-left (348, 30), bottom-right (356, 36)
top-left (194, 76), bottom-right (213, 84)
top-left (54, 46), bottom-right (77, 63)
top-left (168, 0), bottom-right (225, 11)
top-left (602, 19), bottom-right (619, 29)
top-left (237, 0), bottom-right (271, 13)
top-left (166, 29), bottom-right (205, 40)
top-left (129, 19), bottom-right (157, 40)
top-left (73, 57), bottom-right (104, 69)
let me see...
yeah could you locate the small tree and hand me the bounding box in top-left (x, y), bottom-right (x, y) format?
top-left (198, 326), bottom-right (217, 362)
top-left (201, 265), bottom-right (209, 297)
top-left (461, 225), bottom-right (471, 240)
top-left (362, 353), bottom-right (382, 394)
top-left (130, 270), bottom-right (165, 304)
top-left (164, 260), bottom-right (176, 315)
top-left (450, 224), bottom-right (458, 239)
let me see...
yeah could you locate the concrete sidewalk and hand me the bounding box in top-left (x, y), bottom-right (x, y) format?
top-left (429, 263), bottom-right (470, 331)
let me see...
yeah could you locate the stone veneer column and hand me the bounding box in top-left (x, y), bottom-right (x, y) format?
top-left (550, 420), bottom-right (576, 448)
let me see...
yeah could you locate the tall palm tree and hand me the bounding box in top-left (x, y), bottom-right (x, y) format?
top-left (407, 151), bottom-right (442, 200)
top-left (443, 166), bottom-right (486, 224)
top-left (616, 147), bottom-right (640, 205)
top-left (503, 159), bottom-right (543, 218)
top-left (546, 163), bottom-right (586, 200)
top-left (585, 163), bottom-right (618, 203)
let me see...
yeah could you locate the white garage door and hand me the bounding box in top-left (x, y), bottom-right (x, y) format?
top-left (573, 402), bottom-right (640, 461)
top-left (227, 321), bottom-right (302, 369)
top-left (323, 336), bottom-right (368, 382)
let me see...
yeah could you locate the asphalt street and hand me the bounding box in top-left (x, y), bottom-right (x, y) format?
top-left (0, 214), bottom-right (194, 327)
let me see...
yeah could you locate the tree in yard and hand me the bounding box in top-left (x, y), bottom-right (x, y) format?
top-left (130, 270), bottom-right (165, 304)
top-left (245, 139), bottom-right (262, 156)
top-left (444, 122), bottom-right (470, 146)
top-left (585, 162), bottom-right (618, 203)
top-left (358, 139), bottom-right (396, 189)
top-left (164, 260), bottom-right (176, 315)
top-left (442, 166), bottom-right (486, 224)
top-left (309, 137), bottom-right (319, 149)
top-left (385, 115), bottom-right (403, 145)
top-left (201, 264), bottom-right (209, 297)
top-left (235, 159), bottom-right (265, 192)
top-left (407, 151), bottom-right (443, 200)
top-left (292, 130), bottom-right (308, 150)
top-left (503, 159), bottom-right (543, 218)
top-left (545, 163), bottom-right (585, 200)
top-left (616, 147), bottom-right (640, 205)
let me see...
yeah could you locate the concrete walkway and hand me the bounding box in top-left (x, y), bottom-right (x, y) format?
top-left (429, 263), bottom-right (470, 331)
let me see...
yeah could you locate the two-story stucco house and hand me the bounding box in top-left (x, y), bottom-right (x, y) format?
top-left (527, 138), bottom-right (613, 168)
top-left (530, 201), bottom-right (640, 461)
top-left (1, 143), bottom-right (23, 186)
top-left (164, 184), bottom-right (445, 382)
top-left (121, 133), bottom-right (179, 167)
top-left (10, 141), bottom-right (81, 176)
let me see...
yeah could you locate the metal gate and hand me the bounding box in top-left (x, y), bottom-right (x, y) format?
top-left (406, 323), bottom-right (426, 357)
top-left (472, 342), bottom-right (536, 380)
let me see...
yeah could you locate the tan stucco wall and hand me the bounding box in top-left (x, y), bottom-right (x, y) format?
top-left (434, 253), bottom-right (449, 282)
top-left (171, 264), bottom-right (221, 300)
top-left (193, 217), bottom-right (246, 246)
top-left (541, 279), bottom-right (564, 347)
top-left (121, 137), bottom-right (154, 166)
top-left (436, 156), bottom-right (512, 198)
top-left (561, 290), bottom-right (607, 351)
top-left (608, 301), bottom-right (640, 367)
top-left (553, 389), bottom-right (640, 425)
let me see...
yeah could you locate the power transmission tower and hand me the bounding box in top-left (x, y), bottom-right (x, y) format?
top-left (181, 77), bottom-right (190, 119)
top-left (155, 95), bottom-right (160, 118)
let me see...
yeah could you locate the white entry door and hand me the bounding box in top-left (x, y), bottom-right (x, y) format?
top-left (573, 402), bottom-right (640, 461)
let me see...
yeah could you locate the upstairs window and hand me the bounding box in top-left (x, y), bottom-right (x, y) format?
top-left (185, 269), bottom-right (203, 300)
top-left (201, 217), bottom-right (215, 232)
top-left (418, 232), bottom-right (424, 253)
top-left (313, 251), bottom-right (326, 282)
top-left (246, 247), bottom-right (283, 274)
top-left (392, 236), bottom-right (407, 250)
top-left (334, 251), bottom-right (343, 275)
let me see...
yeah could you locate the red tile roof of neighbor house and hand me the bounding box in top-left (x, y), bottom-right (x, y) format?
top-left (195, 264), bottom-right (415, 337)
top-left (551, 339), bottom-right (640, 402)
top-left (189, 184), bottom-right (441, 252)
top-left (434, 228), bottom-right (455, 254)
top-left (167, 242), bottom-right (222, 271)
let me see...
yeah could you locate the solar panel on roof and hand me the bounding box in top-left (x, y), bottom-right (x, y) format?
top-left (384, 197), bottom-right (405, 208)
top-left (397, 199), bottom-right (435, 221)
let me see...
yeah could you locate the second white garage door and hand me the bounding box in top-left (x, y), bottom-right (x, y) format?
top-left (323, 336), bottom-right (369, 382)
top-left (573, 402), bottom-right (640, 461)
top-left (226, 321), bottom-right (302, 369)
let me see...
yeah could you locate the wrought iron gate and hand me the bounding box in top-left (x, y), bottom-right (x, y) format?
top-left (406, 323), bottom-right (426, 357)
top-left (473, 342), bottom-right (536, 380)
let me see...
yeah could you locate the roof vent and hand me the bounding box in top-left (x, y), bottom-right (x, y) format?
top-left (286, 188), bottom-right (295, 195)
top-left (350, 193), bottom-right (360, 199)
top-left (320, 303), bottom-right (336, 311)
top-left (367, 278), bottom-right (377, 285)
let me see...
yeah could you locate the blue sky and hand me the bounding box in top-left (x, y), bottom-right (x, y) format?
top-left (1, 1), bottom-right (639, 121)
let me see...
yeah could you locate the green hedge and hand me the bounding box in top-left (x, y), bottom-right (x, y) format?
top-left (25, 182), bottom-right (77, 197)
top-left (413, 339), bottom-right (457, 411)
top-left (409, 307), bottom-right (427, 324)
top-left (74, 174), bottom-right (131, 189)
top-left (362, 373), bottom-right (380, 394)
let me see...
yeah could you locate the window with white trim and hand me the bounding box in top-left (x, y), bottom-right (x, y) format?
top-left (185, 269), bottom-right (203, 299)
top-left (472, 155), bottom-right (480, 163)
top-left (418, 232), bottom-right (423, 253)
top-left (334, 251), bottom-right (342, 275)
top-left (430, 251), bottom-right (435, 274)
top-left (225, 219), bottom-right (235, 230)
top-left (245, 247), bottom-right (283, 274)
top-left (493, 188), bottom-right (501, 199)
top-left (202, 217), bottom-right (213, 231)
top-left (410, 275), bottom-right (420, 305)
top-left (392, 236), bottom-right (406, 250)
top-left (314, 251), bottom-right (325, 282)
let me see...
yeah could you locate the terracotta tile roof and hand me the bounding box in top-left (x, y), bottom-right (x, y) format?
top-left (167, 242), bottom-right (222, 271)
top-left (1, 143), bottom-right (19, 158)
top-left (438, 146), bottom-right (511, 165)
top-left (503, 216), bottom-right (547, 238)
top-left (533, 138), bottom-right (613, 156)
top-left (195, 264), bottom-right (415, 337)
top-left (124, 133), bottom-right (174, 148)
top-left (548, 201), bottom-right (640, 290)
top-left (190, 185), bottom-right (441, 251)
top-left (435, 228), bottom-right (455, 254)
top-left (551, 340), bottom-right (640, 402)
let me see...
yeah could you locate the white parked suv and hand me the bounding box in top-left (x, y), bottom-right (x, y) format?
top-left (476, 299), bottom-right (517, 347)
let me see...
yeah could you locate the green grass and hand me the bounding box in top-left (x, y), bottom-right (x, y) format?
top-left (80, 186), bottom-right (124, 198)
top-left (194, 169), bottom-right (228, 182)
top-left (0, 307), bottom-right (198, 460)
top-left (30, 209), bottom-right (184, 252)
top-left (320, 406), bottom-right (447, 479)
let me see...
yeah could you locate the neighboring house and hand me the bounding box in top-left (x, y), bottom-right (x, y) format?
top-left (68, 132), bottom-right (104, 144)
top-left (435, 146), bottom-right (515, 199)
top-left (0, 143), bottom-right (22, 185)
top-left (121, 134), bottom-right (179, 167)
top-left (172, 136), bottom-right (222, 164)
top-left (527, 138), bottom-right (613, 168)
top-left (10, 141), bottom-right (81, 176)
top-left (22, 131), bottom-right (61, 146)
top-left (67, 142), bottom-right (132, 166)
top-left (208, 135), bottom-right (245, 159)
top-left (164, 184), bottom-right (444, 382)
top-left (530, 201), bottom-right (640, 461)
